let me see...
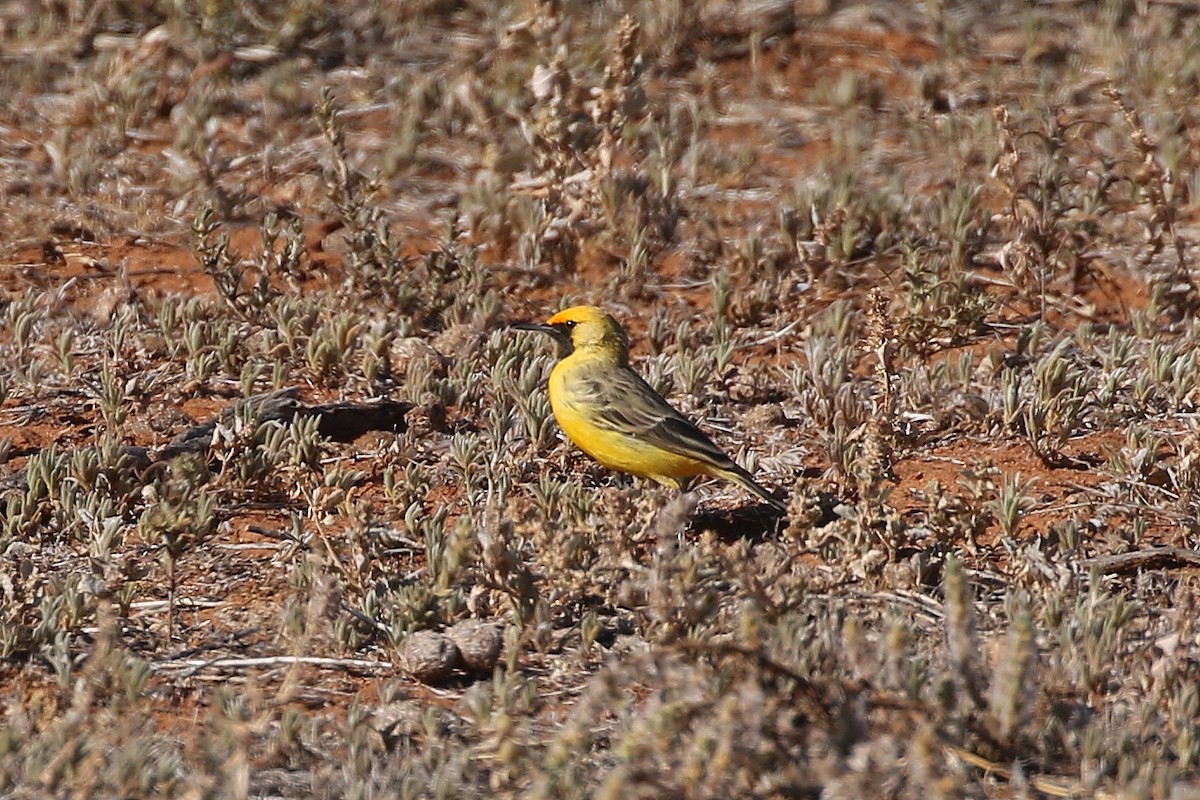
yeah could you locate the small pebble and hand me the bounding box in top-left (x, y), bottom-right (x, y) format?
top-left (404, 629), bottom-right (461, 683)
top-left (447, 620), bottom-right (503, 674)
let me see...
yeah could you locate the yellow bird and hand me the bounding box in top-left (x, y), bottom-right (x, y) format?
top-left (513, 305), bottom-right (786, 512)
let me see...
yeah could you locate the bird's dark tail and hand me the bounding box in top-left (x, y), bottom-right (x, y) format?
top-left (721, 465), bottom-right (787, 513)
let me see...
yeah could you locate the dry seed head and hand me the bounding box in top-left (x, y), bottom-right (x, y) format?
top-left (864, 288), bottom-right (895, 408)
top-left (990, 105), bottom-right (1019, 182)
top-left (1177, 426), bottom-right (1200, 490)
top-left (857, 415), bottom-right (895, 498)
top-left (863, 288), bottom-right (888, 354)
top-left (614, 15), bottom-right (639, 70)
top-left (813, 205), bottom-right (847, 250)
top-left (856, 289), bottom-right (896, 494)
top-left (1104, 82), bottom-right (1187, 273)
top-left (1103, 85), bottom-right (1152, 157)
top-left (602, 15), bottom-right (640, 111)
top-left (531, 0), bottom-right (561, 42)
top-left (593, 16), bottom-right (641, 173)
top-left (1106, 87), bottom-right (1165, 189)
top-left (529, 49), bottom-right (575, 181)
top-left (943, 555), bottom-right (983, 707)
top-left (988, 602), bottom-right (1035, 742)
top-left (799, 204), bottom-right (848, 283)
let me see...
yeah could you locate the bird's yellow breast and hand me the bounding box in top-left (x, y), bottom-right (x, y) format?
top-left (547, 356), bottom-right (707, 486)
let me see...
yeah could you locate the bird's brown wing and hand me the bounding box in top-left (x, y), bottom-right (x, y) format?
top-left (576, 367), bottom-right (738, 470)
top-left (566, 364), bottom-right (785, 510)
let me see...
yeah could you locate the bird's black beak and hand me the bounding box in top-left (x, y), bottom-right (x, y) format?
top-left (510, 321), bottom-right (556, 336)
top-left (511, 321), bottom-right (572, 357)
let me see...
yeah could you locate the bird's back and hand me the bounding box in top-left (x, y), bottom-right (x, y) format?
top-left (548, 352), bottom-right (737, 485)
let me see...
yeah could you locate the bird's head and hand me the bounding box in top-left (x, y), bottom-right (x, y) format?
top-left (512, 305), bottom-right (629, 362)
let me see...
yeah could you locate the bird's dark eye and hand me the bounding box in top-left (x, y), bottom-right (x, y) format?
top-left (563, 320), bottom-right (577, 329)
